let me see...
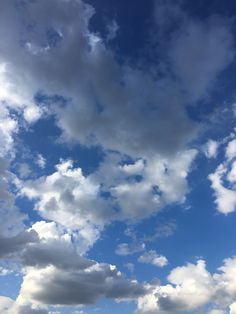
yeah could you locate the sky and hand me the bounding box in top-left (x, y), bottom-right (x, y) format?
top-left (0, 0), bottom-right (236, 313)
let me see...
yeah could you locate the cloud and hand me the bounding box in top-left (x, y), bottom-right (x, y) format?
top-left (138, 251), bottom-right (168, 267)
top-left (169, 16), bottom-right (234, 102)
top-left (0, 1), bottom-right (235, 313)
top-left (209, 135), bottom-right (236, 214)
top-left (1, 220), bottom-right (146, 309)
top-left (208, 310), bottom-right (225, 314)
top-left (136, 257), bottom-right (236, 314)
top-left (230, 302), bottom-right (236, 314)
top-left (0, 230), bottom-right (38, 259)
top-left (0, 106), bottom-right (18, 157)
top-left (204, 140), bottom-right (219, 159)
top-left (22, 222), bottom-right (95, 270)
top-left (0, 296), bottom-right (14, 313)
top-left (92, 150), bottom-right (197, 221)
top-left (0, 157), bottom-right (27, 237)
top-left (115, 243), bottom-right (145, 256)
top-left (0, 296), bottom-right (48, 314)
top-left (20, 150), bottom-right (196, 252)
top-left (136, 259), bottom-right (215, 313)
top-left (19, 160), bottom-right (114, 252)
top-left (19, 263), bottom-right (145, 306)
top-left (0, 0), bottom-right (232, 160)
top-left (106, 20), bottom-right (119, 42)
top-left (226, 139), bottom-right (236, 160)
top-left (36, 154), bottom-right (46, 169)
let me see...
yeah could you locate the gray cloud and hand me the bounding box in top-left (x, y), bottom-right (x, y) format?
top-left (0, 230), bottom-right (38, 259)
top-left (0, 0), bottom-right (233, 160)
top-left (20, 263), bottom-right (145, 306)
top-left (22, 240), bottom-right (95, 270)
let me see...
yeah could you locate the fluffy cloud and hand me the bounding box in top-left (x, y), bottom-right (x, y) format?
top-left (22, 221), bottom-right (95, 270)
top-left (230, 302), bottom-right (236, 314)
top-left (208, 310), bottom-right (225, 314)
top-left (204, 140), bottom-right (219, 159)
top-left (209, 135), bottom-right (236, 214)
top-left (92, 150), bottom-right (197, 221)
top-left (0, 1), bottom-right (235, 313)
top-left (0, 230), bottom-right (38, 259)
top-left (0, 296), bottom-right (47, 314)
top-left (20, 150), bottom-right (196, 252)
top-left (226, 139), bottom-right (236, 160)
top-left (0, 296), bottom-right (14, 314)
top-left (19, 263), bottom-right (145, 306)
top-left (138, 251), bottom-right (168, 267)
top-left (1, 220), bottom-right (146, 310)
top-left (20, 160), bottom-right (113, 252)
top-left (0, 0), bottom-right (233, 160)
top-left (137, 257), bottom-right (236, 314)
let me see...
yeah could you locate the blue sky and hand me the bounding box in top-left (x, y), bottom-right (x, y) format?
top-left (0, 0), bottom-right (236, 313)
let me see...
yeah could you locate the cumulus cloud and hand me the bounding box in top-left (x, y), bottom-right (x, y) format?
top-left (0, 296), bottom-right (14, 313)
top-left (0, 1), bottom-right (235, 313)
top-left (136, 257), bottom-right (236, 314)
top-left (20, 150), bottom-right (196, 253)
top-left (138, 251), bottom-right (168, 267)
top-left (19, 263), bottom-right (145, 306)
top-left (209, 135), bottom-right (236, 214)
top-left (22, 221), bottom-right (95, 270)
top-left (0, 230), bottom-right (38, 259)
top-left (1, 220), bottom-right (146, 310)
top-left (0, 0), bottom-right (233, 160)
top-left (0, 296), bottom-right (47, 314)
top-left (230, 302), bottom-right (236, 314)
top-left (19, 160), bottom-right (114, 252)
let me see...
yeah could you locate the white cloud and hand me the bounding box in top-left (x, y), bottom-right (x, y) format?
top-left (0, 106), bottom-right (18, 157)
top-left (115, 243), bottom-right (145, 256)
top-left (138, 250), bottom-right (168, 267)
top-left (18, 163), bottom-right (31, 179)
top-left (36, 154), bottom-right (46, 169)
top-left (230, 302), bottom-right (236, 314)
top-left (20, 160), bottom-right (114, 253)
top-left (0, 296), bottom-right (14, 313)
top-left (137, 260), bottom-right (215, 313)
top-left (226, 139), bottom-right (236, 161)
top-left (208, 310), bottom-right (225, 314)
top-left (20, 150), bottom-right (196, 253)
top-left (209, 164), bottom-right (236, 214)
top-left (204, 140), bottom-right (219, 159)
top-left (209, 135), bottom-right (236, 214)
top-left (92, 150), bottom-right (197, 221)
top-left (137, 256), bottom-right (236, 314)
top-left (0, 0), bottom-right (231, 160)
